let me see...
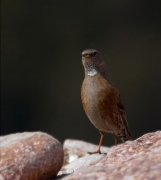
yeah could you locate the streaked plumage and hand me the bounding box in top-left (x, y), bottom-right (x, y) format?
top-left (81, 49), bottom-right (131, 154)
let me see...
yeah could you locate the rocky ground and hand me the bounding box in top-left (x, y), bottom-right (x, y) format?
top-left (0, 131), bottom-right (161, 180)
top-left (58, 131), bottom-right (161, 180)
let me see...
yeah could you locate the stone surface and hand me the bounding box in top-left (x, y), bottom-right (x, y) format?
top-left (63, 139), bottom-right (110, 165)
top-left (57, 131), bottom-right (161, 180)
top-left (0, 132), bottom-right (64, 180)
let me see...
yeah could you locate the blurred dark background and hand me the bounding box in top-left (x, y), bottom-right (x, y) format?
top-left (1, 0), bottom-right (161, 146)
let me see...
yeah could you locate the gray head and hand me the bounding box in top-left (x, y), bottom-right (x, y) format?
top-left (81, 49), bottom-right (112, 83)
top-left (82, 49), bottom-right (105, 76)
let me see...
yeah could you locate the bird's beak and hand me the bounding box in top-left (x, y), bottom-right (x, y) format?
top-left (82, 53), bottom-right (91, 58)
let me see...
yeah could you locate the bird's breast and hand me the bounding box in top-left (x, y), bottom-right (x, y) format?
top-left (81, 74), bottom-right (113, 105)
top-left (81, 74), bottom-right (118, 132)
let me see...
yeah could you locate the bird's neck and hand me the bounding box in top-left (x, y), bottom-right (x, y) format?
top-left (85, 65), bottom-right (113, 85)
top-left (86, 68), bottom-right (97, 77)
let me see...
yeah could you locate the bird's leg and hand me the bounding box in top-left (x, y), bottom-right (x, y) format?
top-left (88, 132), bottom-right (106, 154)
top-left (113, 135), bottom-right (118, 145)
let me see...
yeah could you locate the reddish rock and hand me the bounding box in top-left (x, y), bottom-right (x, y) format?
top-left (0, 132), bottom-right (64, 180)
top-left (58, 131), bottom-right (161, 180)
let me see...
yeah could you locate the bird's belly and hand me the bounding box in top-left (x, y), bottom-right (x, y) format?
top-left (82, 92), bottom-right (112, 133)
top-left (84, 98), bottom-right (112, 133)
top-left (81, 75), bottom-right (115, 133)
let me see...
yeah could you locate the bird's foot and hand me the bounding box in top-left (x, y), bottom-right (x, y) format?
top-left (87, 150), bottom-right (107, 155)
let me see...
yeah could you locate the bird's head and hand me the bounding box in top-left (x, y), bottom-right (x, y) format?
top-left (82, 49), bottom-right (104, 76)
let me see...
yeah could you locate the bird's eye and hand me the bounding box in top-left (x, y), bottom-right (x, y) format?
top-left (93, 51), bottom-right (97, 56)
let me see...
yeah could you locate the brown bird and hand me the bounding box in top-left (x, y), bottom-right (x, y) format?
top-left (81, 49), bottom-right (131, 154)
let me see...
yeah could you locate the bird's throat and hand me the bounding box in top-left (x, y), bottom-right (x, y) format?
top-left (87, 68), bottom-right (97, 77)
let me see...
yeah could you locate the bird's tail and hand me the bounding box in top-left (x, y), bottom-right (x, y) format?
top-left (120, 128), bottom-right (132, 142)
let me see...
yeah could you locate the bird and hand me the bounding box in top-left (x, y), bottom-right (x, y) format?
top-left (81, 49), bottom-right (131, 154)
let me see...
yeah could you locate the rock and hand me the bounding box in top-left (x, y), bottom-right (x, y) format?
top-left (59, 154), bottom-right (106, 175)
top-left (63, 139), bottom-right (110, 165)
top-left (57, 131), bottom-right (161, 180)
top-left (0, 132), bottom-right (64, 180)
